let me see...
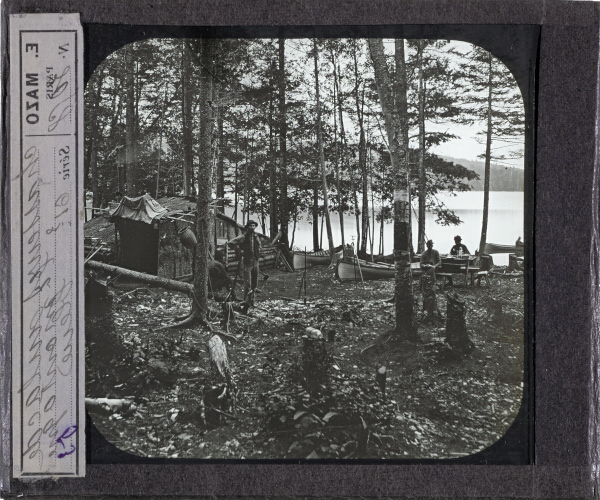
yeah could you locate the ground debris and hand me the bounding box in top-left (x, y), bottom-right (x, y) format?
top-left (87, 265), bottom-right (524, 459)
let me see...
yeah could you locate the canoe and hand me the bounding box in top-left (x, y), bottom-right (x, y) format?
top-left (484, 243), bottom-right (524, 256)
top-left (336, 258), bottom-right (422, 281)
top-left (293, 249), bottom-right (341, 270)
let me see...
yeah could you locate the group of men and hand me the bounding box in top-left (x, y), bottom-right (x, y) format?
top-left (229, 222), bottom-right (473, 313)
top-left (419, 235), bottom-right (469, 320)
top-left (228, 222), bottom-right (508, 319)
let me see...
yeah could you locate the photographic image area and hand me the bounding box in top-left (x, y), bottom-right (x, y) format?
top-left (83, 36), bottom-right (526, 460)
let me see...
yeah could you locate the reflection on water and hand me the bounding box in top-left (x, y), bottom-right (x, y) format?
top-left (232, 191), bottom-right (524, 266)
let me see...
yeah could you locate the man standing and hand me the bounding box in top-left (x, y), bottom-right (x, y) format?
top-left (420, 239), bottom-right (443, 320)
top-left (228, 220), bottom-right (261, 305)
top-left (450, 235), bottom-right (470, 256)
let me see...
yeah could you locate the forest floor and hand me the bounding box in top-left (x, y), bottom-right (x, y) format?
top-left (86, 263), bottom-right (525, 461)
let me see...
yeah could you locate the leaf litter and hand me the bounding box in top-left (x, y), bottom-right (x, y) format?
top-left (86, 265), bottom-right (524, 460)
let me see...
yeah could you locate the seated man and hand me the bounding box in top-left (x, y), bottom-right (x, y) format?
top-left (420, 239), bottom-right (443, 320)
top-left (450, 235), bottom-right (470, 256)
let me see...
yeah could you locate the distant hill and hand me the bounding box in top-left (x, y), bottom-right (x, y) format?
top-left (440, 156), bottom-right (524, 191)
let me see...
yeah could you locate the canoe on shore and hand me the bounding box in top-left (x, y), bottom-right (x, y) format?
top-left (292, 248), bottom-right (342, 270)
top-left (336, 258), bottom-right (422, 281)
top-left (484, 243), bottom-right (524, 256)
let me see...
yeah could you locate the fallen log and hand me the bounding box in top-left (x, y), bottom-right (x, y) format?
top-left (85, 397), bottom-right (136, 415)
top-left (86, 260), bottom-right (193, 294)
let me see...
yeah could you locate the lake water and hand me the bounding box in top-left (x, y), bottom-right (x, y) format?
top-left (237, 191), bottom-right (524, 266)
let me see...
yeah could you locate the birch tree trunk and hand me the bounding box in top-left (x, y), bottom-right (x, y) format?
top-left (417, 41), bottom-right (427, 254)
top-left (368, 38), bottom-right (415, 338)
top-left (333, 56), bottom-right (345, 248)
top-left (278, 38), bottom-right (289, 249)
top-left (269, 67), bottom-right (278, 238)
top-left (313, 40), bottom-right (335, 257)
top-left (312, 183), bottom-right (319, 251)
top-left (353, 43), bottom-right (369, 255)
top-left (478, 52), bottom-right (493, 256)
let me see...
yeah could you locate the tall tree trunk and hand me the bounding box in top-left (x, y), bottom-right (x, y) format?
top-left (216, 100), bottom-right (225, 213)
top-left (291, 206), bottom-right (298, 248)
top-left (417, 41), bottom-right (427, 254)
top-left (155, 84), bottom-right (168, 199)
top-left (359, 107), bottom-right (368, 254)
top-left (368, 38), bottom-right (415, 338)
top-left (193, 38), bottom-right (215, 320)
top-left (233, 148), bottom-right (239, 222)
top-left (125, 45), bottom-right (136, 196)
top-left (107, 78), bottom-right (123, 197)
top-left (338, 75), bottom-right (357, 246)
top-left (88, 70), bottom-right (105, 216)
top-left (182, 41), bottom-right (194, 197)
top-left (313, 40), bottom-right (335, 257)
top-left (278, 38), bottom-right (289, 249)
top-left (216, 110), bottom-right (225, 211)
top-left (269, 69), bottom-right (278, 238)
top-left (333, 58), bottom-right (345, 248)
top-left (353, 43), bottom-right (369, 255)
top-left (134, 60), bottom-right (141, 192)
top-left (380, 208), bottom-right (385, 255)
top-left (478, 53), bottom-right (493, 256)
top-left (243, 110), bottom-right (250, 226)
top-left (313, 183), bottom-right (319, 251)
top-left (370, 138), bottom-right (376, 259)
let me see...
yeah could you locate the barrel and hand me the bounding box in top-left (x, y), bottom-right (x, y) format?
top-left (178, 226), bottom-right (197, 250)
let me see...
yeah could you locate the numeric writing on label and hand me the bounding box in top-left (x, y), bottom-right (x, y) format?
top-left (56, 425), bottom-right (77, 459)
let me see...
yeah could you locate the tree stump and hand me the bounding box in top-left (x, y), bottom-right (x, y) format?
top-left (302, 329), bottom-right (330, 396)
top-left (208, 260), bottom-right (231, 290)
top-left (490, 298), bottom-right (503, 321)
top-left (445, 292), bottom-right (474, 353)
top-left (203, 335), bottom-right (236, 426)
top-left (508, 254), bottom-right (522, 272)
top-left (376, 366), bottom-right (387, 397)
top-left (85, 276), bottom-right (113, 317)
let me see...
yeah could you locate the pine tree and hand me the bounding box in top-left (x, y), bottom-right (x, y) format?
top-left (457, 46), bottom-right (524, 255)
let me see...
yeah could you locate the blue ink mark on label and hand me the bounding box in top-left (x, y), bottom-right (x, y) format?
top-left (56, 425), bottom-right (77, 458)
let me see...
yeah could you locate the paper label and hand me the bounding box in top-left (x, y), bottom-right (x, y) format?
top-left (10, 13), bottom-right (85, 478)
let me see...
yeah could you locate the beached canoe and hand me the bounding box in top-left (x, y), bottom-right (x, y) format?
top-left (484, 243), bottom-right (524, 256)
top-left (336, 258), bottom-right (422, 281)
top-left (293, 249), bottom-right (341, 270)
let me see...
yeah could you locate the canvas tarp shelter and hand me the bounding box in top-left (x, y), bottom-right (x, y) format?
top-left (109, 194), bottom-right (168, 224)
top-left (109, 195), bottom-right (168, 274)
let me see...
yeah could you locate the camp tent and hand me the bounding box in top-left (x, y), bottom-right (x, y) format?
top-left (109, 194), bottom-right (168, 275)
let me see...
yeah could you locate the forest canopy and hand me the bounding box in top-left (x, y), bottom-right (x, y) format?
top-left (84, 38), bottom-right (524, 255)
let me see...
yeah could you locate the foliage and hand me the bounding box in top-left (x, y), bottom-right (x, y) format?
top-left (85, 38), bottom-right (523, 248)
